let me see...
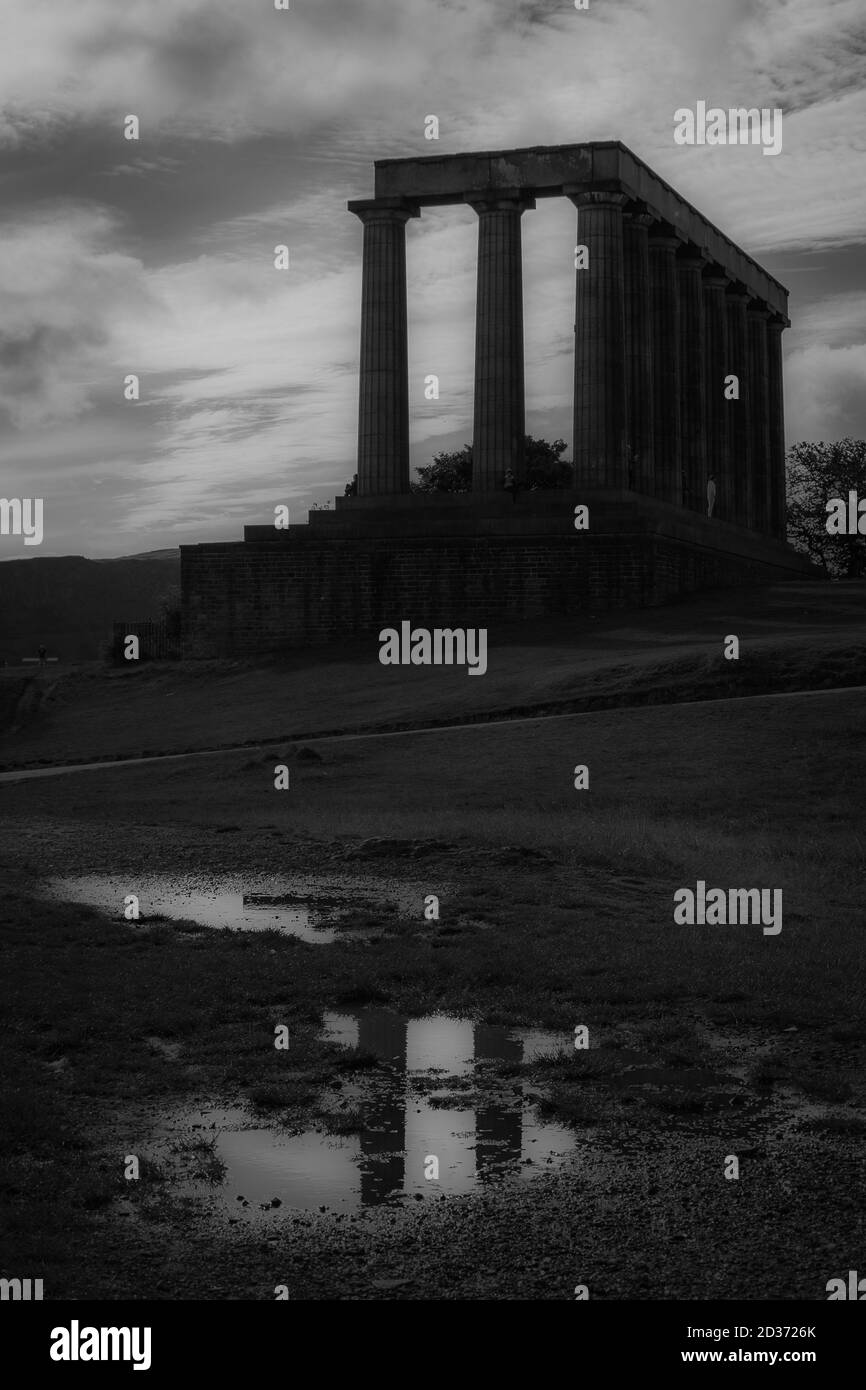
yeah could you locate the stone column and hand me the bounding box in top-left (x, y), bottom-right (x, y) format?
top-left (703, 269), bottom-right (730, 520)
top-left (725, 287), bottom-right (752, 528)
top-left (349, 198), bottom-right (419, 496)
top-left (570, 190), bottom-right (629, 489)
top-left (648, 229), bottom-right (681, 504)
top-left (677, 247), bottom-right (706, 513)
top-left (623, 208), bottom-right (655, 494)
top-left (467, 191), bottom-right (535, 491)
top-left (766, 316), bottom-right (787, 540)
top-left (748, 303), bottom-right (772, 533)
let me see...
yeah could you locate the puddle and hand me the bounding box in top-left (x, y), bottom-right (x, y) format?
top-left (151, 1011), bottom-right (576, 1215)
top-left (320, 1011), bottom-right (566, 1067)
top-left (45, 873), bottom-right (431, 944)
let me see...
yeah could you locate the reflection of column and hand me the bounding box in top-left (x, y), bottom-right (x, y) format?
top-left (623, 209), bottom-right (655, 494)
top-left (648, 230), bottom-right (681, 503)
top-left (474, 1026), bottom-right (521, 1067)
top-left (404, 1018), bottom-right (476, 1196)
top-left (468, 191), bottom-right (535, 491)
top-left (677, 247), bottom-right (706, 512)
top-left (767, 315), bottom-right (787, 539)
top-left (349, 198), bottom-right (419, 496)
top-left (473, 1026), bottom-right (523, 1181)
top-left (748, 304), bottom-right (772, 534)
top-left (725, 287), bottom-right (752, 528)
top-left (474, 1105), bottom-right (523, 1181)
top-left (703, 269), bottom-right (730, 519)
top-left (357, 1011), bottom-right (406, 1205)
top-left (571, 191), bottom-right (629, 489)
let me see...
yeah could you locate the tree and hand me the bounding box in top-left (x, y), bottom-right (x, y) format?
top-left (413, 445), bottom-right (472, 493)
top-left (411, 436), bottom-right (572, 493)
top-left (786, 439), bottom-right (866, 576)
top-left (344, 474), bottom-right (358, 497)
top-left (523, 436), bottom-right (572, 489)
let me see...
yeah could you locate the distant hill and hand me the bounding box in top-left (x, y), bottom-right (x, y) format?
top-left (0, 550), bottom-right (180, 663)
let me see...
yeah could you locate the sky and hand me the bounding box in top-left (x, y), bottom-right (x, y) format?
top-left (1, 0), bottom-right (865, 558)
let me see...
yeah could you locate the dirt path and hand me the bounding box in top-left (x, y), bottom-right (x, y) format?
top-left (2, 681), bottom-right (865, 783)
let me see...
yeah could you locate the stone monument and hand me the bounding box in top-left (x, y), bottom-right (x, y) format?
top-left (182, 142), bottom-right (816, 658)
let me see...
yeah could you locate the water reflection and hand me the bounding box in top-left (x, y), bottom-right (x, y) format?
top-left (333, 1011), bottom-right (569, 1204)
top-left (164, 1011), bottom-right (574, 1215)
top-left (46, 874), bottom-right (424, 944)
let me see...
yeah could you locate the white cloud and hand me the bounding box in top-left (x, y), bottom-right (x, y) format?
top-left (0, 207), bottom-right (154, 428)
top-left (2, 0), bottom-right (866, 554)
top-left (785, 342), bottom-right (866, 443)
top-left (789, 294), bottom-right (866, 350)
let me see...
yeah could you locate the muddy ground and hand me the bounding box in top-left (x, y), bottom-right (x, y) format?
top-left (2, 615), bottom-right (865, 1300)
top-left (2, 786), bottom-right (864, 1300)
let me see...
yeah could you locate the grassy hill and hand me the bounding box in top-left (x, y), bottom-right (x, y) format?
top-left (1, 574), bottom-right (864, 1302)
top-left (1, 616), bottom-right (864, 1299)
top-left (0, 550), bottom-right (179, 664)
top-left (1, 576), bottom-right (864, 769)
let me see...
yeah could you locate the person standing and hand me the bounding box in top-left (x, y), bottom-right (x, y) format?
top-left (706, 474), bottom-right (717, 519)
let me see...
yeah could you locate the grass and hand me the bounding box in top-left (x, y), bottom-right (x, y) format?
top-left (168, 1138), bottom-right (226, 1185)
top-left (1, 592), bottom-right (865, 1297)
top-left (3, 579), bottom-right (866, 770)
top-left (1, 792), bottom-right (862, 1293)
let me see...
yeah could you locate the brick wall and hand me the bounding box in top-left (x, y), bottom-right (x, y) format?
top-left (181, 529), bottom-right (811, 658)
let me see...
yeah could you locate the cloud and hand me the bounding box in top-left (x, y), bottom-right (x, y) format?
top-left (2, 0), bottom-right (866, 555)
top-left (0, 207), bottom-right (154, 428)
top-left (792, 294), bottom-right (866, 349)
top-left (785, 343), bottom-right (866, 443)
top-left (784, 292), bottom-right (866, 441)
top-left (0, 0), bottom-right (507, 145)
top-left (103, 155), bottom-right (183, 176)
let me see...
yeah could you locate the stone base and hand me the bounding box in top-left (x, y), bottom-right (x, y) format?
top-left (181, 492), bottom-right (820, 658)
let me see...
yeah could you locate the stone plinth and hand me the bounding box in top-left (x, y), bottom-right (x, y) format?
top-left (184, 493), bottom-right (819, 658)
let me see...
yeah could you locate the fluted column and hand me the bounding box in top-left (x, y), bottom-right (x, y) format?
top-left (624, 208), bottom-right (655, 494)
top-left (350, 198), bottom-right (419, 496)
top-left (677, 247), bottom-right (706, 512)
top-left (748, 303), bottom-right (772, 533)
top-left (648, 230), bottom-right (681, 503)
top-left (725, 287), bottom-right (751, 528)
top-left (468, 191), bottom-right (535, 491)
top-left (703, 269), bottom-right (730, 519)
top-left (570, 190), bottom-right (629, 489)
top-left (766, 316), bottom-right (787, 540)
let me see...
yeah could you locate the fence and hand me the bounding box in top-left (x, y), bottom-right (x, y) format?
top-left (111, 618), bottom-right (181, 663)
